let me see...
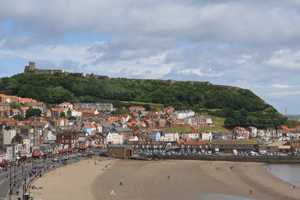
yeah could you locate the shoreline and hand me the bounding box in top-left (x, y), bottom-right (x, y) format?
top-left (31, 159), bottom-right (300, 200)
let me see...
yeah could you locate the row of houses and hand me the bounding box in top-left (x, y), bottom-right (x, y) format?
top-left (1, 97), bottom-right (299, 162)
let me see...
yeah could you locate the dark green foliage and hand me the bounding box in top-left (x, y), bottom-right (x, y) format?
top-left (10, 101), bottom-right (19, 109)
top-left (13, 115), bottom-right (24, 121)
top-left (25, 107), bottom-right (42, 118)
top-left (111, 108), bottom-right (129, 116)
top-left (68, 116), bottom-right (76, 120)
top-left (0, 73), bottom-right (288, 127)
top-left (60, 112), bottom-right (66, 118)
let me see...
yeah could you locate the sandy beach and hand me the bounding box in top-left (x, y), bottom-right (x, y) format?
top-left (91, 160), bottom-right (300, 200)
top-left (31, 159), bottom-right (300, 200)
top-left (30, 157), bottom-right (115, 200)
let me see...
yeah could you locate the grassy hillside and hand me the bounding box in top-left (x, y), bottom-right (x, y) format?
top-left (0, 73), bottom-right (289, 128)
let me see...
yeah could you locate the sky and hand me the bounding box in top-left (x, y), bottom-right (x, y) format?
top-left (0, 0), bottom-right (300, 115)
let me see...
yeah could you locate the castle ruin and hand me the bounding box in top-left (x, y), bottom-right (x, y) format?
top-left (23, 62), bottom-right (244, 91)
top-left (24, 62), bottom-right (63, 75)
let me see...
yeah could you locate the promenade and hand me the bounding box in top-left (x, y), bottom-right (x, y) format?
top-left (146, 155), bottom-right (300, 163)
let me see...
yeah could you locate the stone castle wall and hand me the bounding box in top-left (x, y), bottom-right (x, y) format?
top-left (23, 62), bottom-right (243, 91)
top-left (24, 62), bottom-right (63, 75)
top-left (33, 69), bottom-right (63, 75)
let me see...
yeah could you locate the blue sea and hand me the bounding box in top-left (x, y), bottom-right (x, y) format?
top-left (286, 115), bottom-right (300, 119)
top-left (262, 164), bottom-right (300, 188)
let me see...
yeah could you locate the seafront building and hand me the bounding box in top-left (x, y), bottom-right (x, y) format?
top-left (0, 93), bottom-right (299, 163)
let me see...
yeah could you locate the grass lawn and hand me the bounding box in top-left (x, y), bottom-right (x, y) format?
top-left (210, 116), bottom-right (226, 126)
top-left (195, 110), bottom-right (230, 132)
top-left (199, 126), bottom-right (229, 132)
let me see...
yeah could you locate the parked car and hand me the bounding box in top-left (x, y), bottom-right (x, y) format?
top-left (31, 166), bottom-right (38, 174)
top-left (61, 157), bottom-right (68, 163)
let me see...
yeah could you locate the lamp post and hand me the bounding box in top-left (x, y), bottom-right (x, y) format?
top-left (24, 167), bottom-right (27, 197)
top-left (9, 165), bottom-right (12, 200)
top-left (13, 162), bottom-right (16, 188)
top-left (22, 165), bottom-right (24, 199)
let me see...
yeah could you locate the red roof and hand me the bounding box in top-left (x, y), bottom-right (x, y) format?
top-left (59, 102), bottom-right (73, 105)
top-left (190, 129), bottom-right (198, 133)
top-left (51, 108), bottom-right (60, 111)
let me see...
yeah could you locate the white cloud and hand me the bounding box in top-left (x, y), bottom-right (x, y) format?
top-left (270, 84), bottom-right (295, 88)
top-left (236, 55), bottom-right (252, 64)
top-left (268, 91), bottom-right (300, 96)
top-left (2, 0), bottom-right (300, 114)
top-left (264, 49), bottom-right (300, 69)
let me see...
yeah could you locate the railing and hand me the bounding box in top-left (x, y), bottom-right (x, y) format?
top-left (147, 155), bottom-right (300, 163)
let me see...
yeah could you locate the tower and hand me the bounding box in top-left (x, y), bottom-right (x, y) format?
top-left (24, 62), bottom-right (36, 74)
top-left (285, 107), bottom-right (287, 116)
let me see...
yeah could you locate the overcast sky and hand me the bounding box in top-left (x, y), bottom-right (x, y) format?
top-left (1, 0), bottom-right (300, 114)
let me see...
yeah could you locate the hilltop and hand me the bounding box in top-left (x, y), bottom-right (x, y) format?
top-left (0, 68), bottom-right (289, 128)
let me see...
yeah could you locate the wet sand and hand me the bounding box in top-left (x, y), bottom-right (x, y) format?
top-left (91, 160), bottom-right (300, 200)
top-left (30, 157), bottom-right (115, 200)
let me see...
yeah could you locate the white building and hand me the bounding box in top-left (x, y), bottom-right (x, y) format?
top-left (163, 131), bottom-right (179, 142)
top-left (106, 133), bottom-right (123, 145)
top-left (182, 132), bottom-right (199, 140)
top-left (2, 127), bottom-right (17, 145)
top-left (58, 102), bottom-right (73, 109)
top-left (206, 118), bottom-right (213, 124)
top-left (128, 136), bottom-right (138, 141)
top-left (175, 110), bottom-right (195, 120)
top-left (248, 126), bottom-right (258, 138)
top-left (201, 132), bottom-right (212, 141)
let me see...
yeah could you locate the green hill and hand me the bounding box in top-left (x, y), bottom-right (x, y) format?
top-left (0, 73), bottom-right (288, 128)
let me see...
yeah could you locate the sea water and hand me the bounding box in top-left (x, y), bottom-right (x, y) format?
top-left (286, 115), bottom-right (300, 119)
top-left (262, 164), bottom-right (300, 188)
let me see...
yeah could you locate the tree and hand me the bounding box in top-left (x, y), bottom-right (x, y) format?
top-left (68, 116), bottom-right (76, 120)
top-left (10, 101), bottom-right (19, 109)
top-left (111, 108), bottom-right (129, 116)
top-left (13, 115), bottom-right (24, 121)
top-left (224, 117), bottom-right (235, 126)
top-left (26, 107), bottom-right (42, 119)
top-left (60, 112), bottom-right (66, 118)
